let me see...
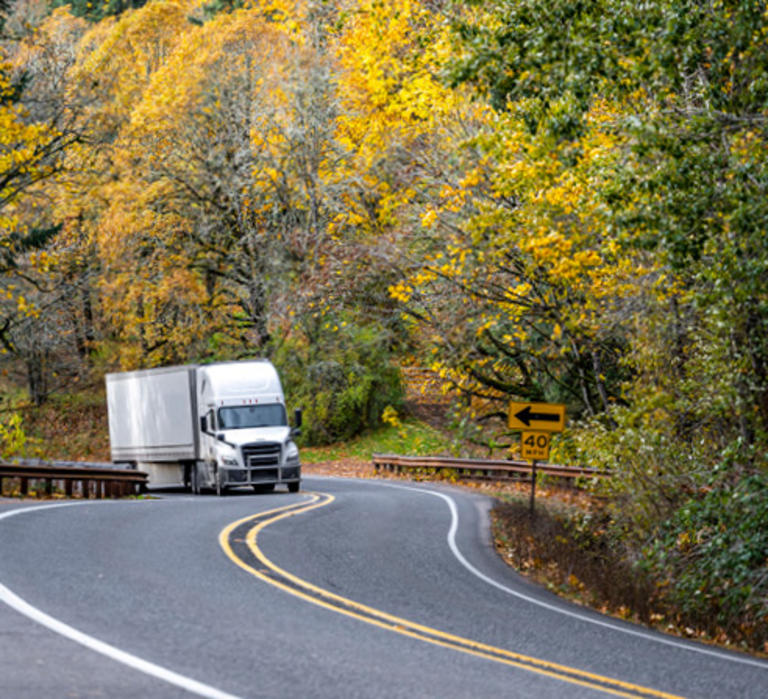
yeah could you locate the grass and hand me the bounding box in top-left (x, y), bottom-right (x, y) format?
top-left (300, 418), bottom-right (449, 464)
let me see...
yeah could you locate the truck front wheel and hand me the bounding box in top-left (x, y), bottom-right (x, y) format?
top-left (288, 482), bottom-right (300, 493)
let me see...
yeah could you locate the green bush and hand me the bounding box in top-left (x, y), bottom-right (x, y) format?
top-left (640, 471), bottom-right (768, 647)
top-left (273, 324), bottom-right (403, 446)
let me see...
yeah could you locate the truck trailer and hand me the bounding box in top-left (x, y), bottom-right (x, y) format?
top-left (105, 360), bottom-right (301, 494)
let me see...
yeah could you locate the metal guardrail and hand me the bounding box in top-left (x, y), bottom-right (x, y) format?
top-left (372, 454), bottom-right (610, 481)
top-left (0, 461), bottom-right (148, 499)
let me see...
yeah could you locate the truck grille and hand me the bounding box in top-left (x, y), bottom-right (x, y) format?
top-left (242, 442), bottom-right (281, 477)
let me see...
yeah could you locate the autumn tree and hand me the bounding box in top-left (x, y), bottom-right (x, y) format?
top-left (49, 0), bottom-right (198, 368)
top-left (0, 7), bottom-right (90, 403)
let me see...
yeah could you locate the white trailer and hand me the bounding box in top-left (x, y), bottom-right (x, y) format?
top-left (106, 360), bottom-right (301, 494)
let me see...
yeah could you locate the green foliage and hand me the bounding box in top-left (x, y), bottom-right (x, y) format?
top-left (571, 404), bottom-right (712, 539)
top-left (198, 0), bottom-right (246, 21)
top-left (50, 0), bottom-right (149, 22)
top-left (450, 0), bottom-right (633, 121)
top-left (640, 471), bottom-right (768, 646)
top-left (273, 323), bottom-right (404, 446)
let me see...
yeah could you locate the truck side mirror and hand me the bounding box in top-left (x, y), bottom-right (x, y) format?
top-left (291, 408), bottom-right (303, 438)
top-left (200, 415), bottom-right (208, 433)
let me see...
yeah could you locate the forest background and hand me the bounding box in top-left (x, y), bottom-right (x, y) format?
top-left (1, 0), bottom-right (766, 652)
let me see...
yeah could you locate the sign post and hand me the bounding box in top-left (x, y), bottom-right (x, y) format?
top-left (508, 402), bottom-right (566, 520)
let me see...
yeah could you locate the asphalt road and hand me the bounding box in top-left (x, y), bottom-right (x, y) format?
top-left (0, 477), bottom-right (766, 698)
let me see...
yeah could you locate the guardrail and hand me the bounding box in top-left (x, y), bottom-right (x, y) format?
top-left (372, 454), bottom-right (610, 481)
top-left (0, 461), bottom-right (148, 499)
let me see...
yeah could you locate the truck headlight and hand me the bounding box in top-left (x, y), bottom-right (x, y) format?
top-left (219, 451), bottom-right (239, 466)
top-left (285, 441), bottom-right (299, 464)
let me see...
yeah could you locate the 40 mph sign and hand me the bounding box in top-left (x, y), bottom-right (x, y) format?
top-left (521, 431), bottom-right (551, 461)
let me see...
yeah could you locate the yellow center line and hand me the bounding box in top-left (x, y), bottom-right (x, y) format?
top-left (219, 492), bottom-right (685, 699)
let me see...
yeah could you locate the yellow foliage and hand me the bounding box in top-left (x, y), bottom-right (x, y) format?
top-left (0, 412), bottom-right (26, 459)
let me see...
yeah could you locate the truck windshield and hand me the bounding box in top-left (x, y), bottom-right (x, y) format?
top-left (217, 404), bottom-right (287, 429)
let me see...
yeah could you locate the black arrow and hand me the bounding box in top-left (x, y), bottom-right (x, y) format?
top-left (515, 406), bottom-right (560, 427)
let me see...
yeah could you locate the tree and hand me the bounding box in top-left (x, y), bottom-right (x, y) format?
top-left (0, 8), bottom-right (90, 402)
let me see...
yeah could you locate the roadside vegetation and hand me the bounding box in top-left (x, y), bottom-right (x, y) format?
top-left (1, 0), bottom-right (766, 655)
top-left (301, 410), bottom-right (448, 466)
top-left (492, 491), bottom-right (768, 657)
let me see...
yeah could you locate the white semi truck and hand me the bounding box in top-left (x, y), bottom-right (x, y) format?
top-left (105, 360), bottom-right (301, 494)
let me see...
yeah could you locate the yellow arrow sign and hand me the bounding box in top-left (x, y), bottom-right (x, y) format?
top-left (508, 401), bottom-right (566, 432)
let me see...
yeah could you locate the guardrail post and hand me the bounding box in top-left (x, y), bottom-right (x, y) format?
top-left (65, 479), bottom-right (73, 497)
top-left (20, 477), bottom-right (28, 496)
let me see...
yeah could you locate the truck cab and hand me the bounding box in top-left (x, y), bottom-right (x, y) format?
top-left (193, 361), bottom-right (301, 494)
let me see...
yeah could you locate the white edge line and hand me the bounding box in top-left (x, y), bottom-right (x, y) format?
top-left (0, 501), bottom-right (241, 699)
top-left (321, 476), bottom-right (768, 671)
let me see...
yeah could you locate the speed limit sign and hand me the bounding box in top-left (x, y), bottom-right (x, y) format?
top-left (521, 431), bottom-right (551, 461)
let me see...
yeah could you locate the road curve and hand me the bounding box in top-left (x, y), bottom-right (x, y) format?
top-left (0, 477), bottom-right (765, 698)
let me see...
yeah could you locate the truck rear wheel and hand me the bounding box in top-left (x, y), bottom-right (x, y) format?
top-left (252, 483), bottom-right (275, 494)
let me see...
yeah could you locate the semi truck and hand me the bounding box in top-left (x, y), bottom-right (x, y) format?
top-left (105, 360), bottom-right (301, 494)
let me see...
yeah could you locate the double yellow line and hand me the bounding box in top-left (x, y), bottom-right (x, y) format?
top-left (219, 492), bottom-right (684, 699)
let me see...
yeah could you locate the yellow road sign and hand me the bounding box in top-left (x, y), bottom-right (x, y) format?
top-left (521, 431), bottom-right (551, 462)
top-left (508, 401), bottom-right (566, 432)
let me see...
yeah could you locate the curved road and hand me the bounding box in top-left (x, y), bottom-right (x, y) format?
top-left (0, 477), bottom-right (766, 698)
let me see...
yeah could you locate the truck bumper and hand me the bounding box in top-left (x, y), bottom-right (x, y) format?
top-left (221, 465), bottom-right (301, 487)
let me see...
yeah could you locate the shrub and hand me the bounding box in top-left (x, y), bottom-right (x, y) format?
top-left (640, 472), bottom-right (768, 647)
top-left (274, 324), bottom-right (403, 446)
